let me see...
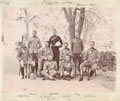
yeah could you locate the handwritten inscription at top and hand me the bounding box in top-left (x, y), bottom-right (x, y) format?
top-left (41, 0), bottom-right (96, 6)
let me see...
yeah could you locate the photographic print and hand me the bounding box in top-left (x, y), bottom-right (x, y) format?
top-left (1, 7), bottom-right (117, 94)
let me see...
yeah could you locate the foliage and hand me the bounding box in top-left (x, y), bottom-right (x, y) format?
top-left (98, 51), bottom-right (116, 71)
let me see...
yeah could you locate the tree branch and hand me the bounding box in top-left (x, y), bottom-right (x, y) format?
top-left (62, 8), bottom-right (69, 20)
top-left (68, 8), bottom-right (72, 17)
top-left (29, 15), bottom-right (41, 22)
top-left (22, 8), bottom-right (27, 16)
top-left (77, 7), bottom-right (85, 36)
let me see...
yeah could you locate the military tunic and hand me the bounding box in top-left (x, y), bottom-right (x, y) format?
top-left (28, 36), bottom-right (42, 54)
top-left (60, 47), bottom-right (72, 61)
top-left (43, 60), bottom-right (57, 71)
top-left (40, 47), bottom-right (53, 60)
top-left (60, 61), bottom-right (75, 76)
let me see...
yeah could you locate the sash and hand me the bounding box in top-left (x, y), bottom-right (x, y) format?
top-left (51, 35), bottom-right (58, 42)
top-left (29, 37), bottom-right (38, 46)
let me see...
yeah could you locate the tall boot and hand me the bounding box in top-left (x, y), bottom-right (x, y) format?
top-left (79, 69), bottom-right (83, 81)
top-left (20, 67), bottom-right (24, 79)
top-left (31, 65), bottom-right (35, 73)
top-left (89, 71), bottom-right (94, 77)
top-left (35, 62), bottom-right (38, 75)
top-left (79, 75), bottom-right (83, 81)
top-left (88, 71), bottom-right (94, 80)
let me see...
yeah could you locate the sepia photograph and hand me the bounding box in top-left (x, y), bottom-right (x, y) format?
top-left (1, 7), bottom-right (117, 93)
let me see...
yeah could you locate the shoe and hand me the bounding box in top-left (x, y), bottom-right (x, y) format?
top-left (22, 76), bottom-right (24, 79)
top-left (42, 77), bottom-right (47, 80)
top-left (63, 77), bottom-right (70, 81)
top-left (89, 71), bottom-right (94, 77)
top-left (51, 78), bottom-right (56, 81)
top-left (25, 74), bottom-right (27, 78)
top-left (56, 76), bottom-right (62, 80)
top-left (79, 77), bottom-right (83, 81)
top-left (65, 78), bottom-right (71, 81)
top-left (87, 78), bottom-right (90, 81)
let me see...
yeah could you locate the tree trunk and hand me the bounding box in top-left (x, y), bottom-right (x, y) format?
top-left (77, 8), bottom-right (85, 37)
top-left (62, 8), bottom-right (76, 44)
top-left (68, 22), bottom-right (75, 43)
top-left (23, 8), bottom-right (29, 41)
top-left (26, 22), bottom-right (29, 40)
top-left (63, 7), bottom-right (85, 44)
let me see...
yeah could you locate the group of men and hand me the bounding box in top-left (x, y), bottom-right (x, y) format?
top-left (16, 29), bottom-right (99, 81)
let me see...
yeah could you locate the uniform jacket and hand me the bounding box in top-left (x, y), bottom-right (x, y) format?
top-left (60, 61), bottom-right (75, 73)
top-left (48, 35), bottom-right (63, 49)
top-left (16, 47), bottom-right (29, 63)
top-left (43, 60), bottom-right (57, 71)
top-left (84, 47), bottom-right (99, 62)
top-left (71, 38), bottom-right (84, 54)
top-left (60, 47), bottom-right (72, 60)
top-left (39, 47), bottom-right (53, 60)
top-left (28, 36), bottom-right (42, 53)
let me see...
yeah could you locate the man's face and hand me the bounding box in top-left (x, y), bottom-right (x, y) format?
top-left (48, 55), bottom-right (53, 61)
top-left (90, 42), bottom-right (95, 48)
top-left (53, 29), bottom-right (57, 35)
top-left (45, 42), bottom-right (49, 47)
top-left (65, 56), bottom-right (70, 61)
top-left (32, 31), bottom-right (37, 37)
top-left (64, 43), bottom-right (68, 48)
top-left (75, 33), bottom-right (79, 39)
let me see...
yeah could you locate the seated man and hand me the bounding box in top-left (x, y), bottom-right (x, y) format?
top-left (38, 41), bottom-right (53, 76)
top-left (59, 55), bottom-right (75, 81)
top-left (60, 42), bottom-right (72, 66)
top-left (79, 41), bottom-right (99, 81)
top-left (41, 54), bottom-right (58, 80)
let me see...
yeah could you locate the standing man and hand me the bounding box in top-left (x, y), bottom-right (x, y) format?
top-left (15, 42), bottom-right (29, 79)
top-left (48, 29), bottom-right (63, 70)
top-left (71, 32), bottom-right (84, 75)
top-left (28, 30), bottom-right (42, 76)
top-left (79, 41), bottom-right (99, 81)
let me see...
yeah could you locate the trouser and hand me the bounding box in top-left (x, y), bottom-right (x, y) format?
top-left (52, 47), bottom-right (60, 70)
top-left (80, 61), bottom-right (97, 79)
top-left (62, 71), bottom-right (75, 78)
top-left (24, 63), bottom-right (30, 78)
top-left (30, 53), bottom-right (38, 74)
top-left (73, 53), bottom-right (82, 73)
top-left (41, 70), bottom-right (58, 80)
top-left (37, 59), bottom-right (47, 77)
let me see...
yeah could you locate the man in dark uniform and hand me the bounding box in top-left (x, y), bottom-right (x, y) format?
top-left (48, 29), bottom-right (63, 70)
top-left (71, 32), bottom-right (84, 75)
